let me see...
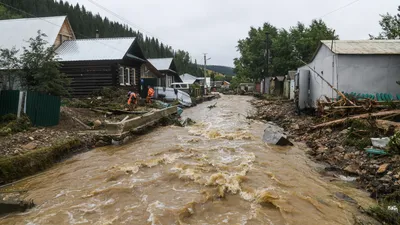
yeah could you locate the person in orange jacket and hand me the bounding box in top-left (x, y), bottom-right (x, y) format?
top-left (127, 91), bottom-right (138, 110)
top-left (146, 85), bottom-right (155, 104)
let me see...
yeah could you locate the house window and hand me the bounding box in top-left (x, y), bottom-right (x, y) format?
top-left (119, 67), bottom-right (125, 85)
top-left (125, 68), bottom-right (130, 85)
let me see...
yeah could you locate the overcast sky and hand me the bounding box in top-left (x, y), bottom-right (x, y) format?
top-left (67, 0), bottom-right (398, 67)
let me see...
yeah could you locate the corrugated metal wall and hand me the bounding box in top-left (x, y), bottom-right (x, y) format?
top-left (0, 90), bottom-right (20, 116)
top-left (26, 91), bottom-right (61, 127)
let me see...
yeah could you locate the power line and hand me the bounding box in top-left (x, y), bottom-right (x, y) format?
top-left (0, 1), bottom-right (132, 55)
top-left (87, 0), bottom-right (171, 47)
top-left (86, 0), bottom-right (203, 58)
top-left (318, 0), bottom-right (362, 19)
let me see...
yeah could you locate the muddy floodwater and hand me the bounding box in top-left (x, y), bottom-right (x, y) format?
top-left (1, 95), bottom-right (377, 225)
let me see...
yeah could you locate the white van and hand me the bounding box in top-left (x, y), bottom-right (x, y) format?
top-left (170, 83), bottom-right (190, 93)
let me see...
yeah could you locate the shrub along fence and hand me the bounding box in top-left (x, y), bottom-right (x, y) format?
top-left (0, 90), bottom-right (61, 127)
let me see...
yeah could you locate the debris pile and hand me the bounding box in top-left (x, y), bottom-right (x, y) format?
top-left (250, 98), bottom-right (400, 199)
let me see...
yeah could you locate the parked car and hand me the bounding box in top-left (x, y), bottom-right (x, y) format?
top-left (170, 83), bottom-right (190, 93)
top-left (153, 87), bottom-right (192, 107)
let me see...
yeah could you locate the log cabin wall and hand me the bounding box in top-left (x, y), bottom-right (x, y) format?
top-left (60, 61), bottom-right (118, 97)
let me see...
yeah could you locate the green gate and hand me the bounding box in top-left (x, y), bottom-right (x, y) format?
top-left (26, 91), bottom-right (61, 127)
top-left (0, 90), bottom-right (20, 116)
top-left (140, 78), bottom-right (158, 98)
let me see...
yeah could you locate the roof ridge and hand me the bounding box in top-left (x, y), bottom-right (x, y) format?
top-left (322, 40), bottom-right (400, 42)
top-left (65, 37), bottom-right (136, 42)
top-left (148, 57), bottom-right (173, 60)
top-left (0, 15), bottom-right (66, 22)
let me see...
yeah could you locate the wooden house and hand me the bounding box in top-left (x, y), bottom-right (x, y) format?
top-left (0, 16), bottom-right (75, 90)
top-left (147, 58), bottom-right (182, 87)
top-left (56, 37), bottom-right (148, 97)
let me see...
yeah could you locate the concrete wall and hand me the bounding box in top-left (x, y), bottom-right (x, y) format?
top-left (105, 106), bottom-right (178, 137)
top-left (337, 55), bottom-right (400, 96)
top-left (308, 45), bottom-right (337, 107)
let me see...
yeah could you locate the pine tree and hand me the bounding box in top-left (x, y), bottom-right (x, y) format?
top-left (0, 0), bottom-right (204, 75)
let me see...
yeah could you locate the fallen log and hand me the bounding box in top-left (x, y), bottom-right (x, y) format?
top-left (91, 108), bottom-right (113, 115)
top-left (376, 119), bottom-right (400, 131)
top-left (312, 110), bottom-right (400, 129)
top-left (72, 117), bottom-right (92, 130)
top-left (111, 109), bottom-right (148, 115)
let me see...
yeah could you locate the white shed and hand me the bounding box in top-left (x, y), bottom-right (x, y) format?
top-left (298, 40), bottom-right (400, 108)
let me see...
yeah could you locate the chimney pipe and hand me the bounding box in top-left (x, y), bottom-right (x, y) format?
top-left (96, 29), bottom-right (99, 38)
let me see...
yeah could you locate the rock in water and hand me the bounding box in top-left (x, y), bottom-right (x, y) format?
top-left (334, 192), bottom-right (357, 204)
top-left (0, 199), bottom-right (35, 215)
top-left (93, 120), bottom-right (102, 128)
top-left (263, 122), bottom-right (293, 146)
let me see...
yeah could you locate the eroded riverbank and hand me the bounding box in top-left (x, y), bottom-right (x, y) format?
top-left (0, 95), bottom-right (378, 224)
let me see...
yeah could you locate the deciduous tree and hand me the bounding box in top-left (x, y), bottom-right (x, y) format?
top-left (370, 5), bottom-right (400, 39)
top-left (20, 31), bottom-right (70, 96)
top-left (0, 47), bottom-right (21, 90)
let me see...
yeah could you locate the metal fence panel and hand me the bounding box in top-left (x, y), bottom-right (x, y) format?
top-left (26, 91), bottom-right (61, 127)
top-left (0, 90), bottom-right (20, 116)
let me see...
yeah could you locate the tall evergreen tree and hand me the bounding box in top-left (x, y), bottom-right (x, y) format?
top-left (0, 0), bottom-right (203, 76)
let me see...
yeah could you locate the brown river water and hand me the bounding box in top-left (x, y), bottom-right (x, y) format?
top-left (1, 95), bottom-right (377, 225)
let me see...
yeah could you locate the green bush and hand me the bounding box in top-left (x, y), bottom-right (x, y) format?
top-left (344, 119), bottom-right (378, 150)
top-left (367, 203), bottom-right (400, 224)
top-left (0, 127), bottom-right (12, 136)
top-left (389, 132), bottom-right (400, 154)
top-left (1, 113), bottom-right (17, 123)
top-left (0, 115), bottom-right (31, 136)
top-left (62, 98), bottom-right (90, 108)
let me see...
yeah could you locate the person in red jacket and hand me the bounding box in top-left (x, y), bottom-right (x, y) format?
top-left (146, 86), bottom-right (155, 104)
top-left (127, 91), bottom-right (138, 110)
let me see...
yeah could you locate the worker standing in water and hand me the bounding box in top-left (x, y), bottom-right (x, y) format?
top-left (146, 85), bottom-right (155, 104)
top-left (127, 91), bottom-right (138, 110)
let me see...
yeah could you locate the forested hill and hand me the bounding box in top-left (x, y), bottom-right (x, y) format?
top-left (206, 65), bottom-right (235, 76)
top-left (0, 0), bottom-right (203, 76)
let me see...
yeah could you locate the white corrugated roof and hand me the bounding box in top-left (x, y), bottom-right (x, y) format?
top-left (321, 40), bottom-right (400, 54)
top-left (56, 37), bottom-right (136, 61)
top-left (147, 58), bottom-right (173, 71)
top-left (180, 73), bottom-right (204, 84)
top-left (0, 16), bottom-right (67, 57)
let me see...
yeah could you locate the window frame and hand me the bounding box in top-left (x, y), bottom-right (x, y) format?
top-left (132, 68), bottom-right (136, 85)
top-left (119, 67), bottom-right (125, 86)
top-left (125, 68), bottom-right (130, 86)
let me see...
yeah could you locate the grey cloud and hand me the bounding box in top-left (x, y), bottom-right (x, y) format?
top-left (70, 0), bottom-right (398, 67)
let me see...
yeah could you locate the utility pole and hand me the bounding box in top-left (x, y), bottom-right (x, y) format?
top-left (203, 53), bottom-right (211, 95)
top-left (264, 32), bottom-right (270, 94)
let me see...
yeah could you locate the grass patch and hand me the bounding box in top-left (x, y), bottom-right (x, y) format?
top-left (367, 203), bottom-right (400, 224)
top-left (0, 138), bottom-right (83, 184)
top-left (0, 115), bottom-right (31, 137)
top-left (344, 119), bottom-right (380, 150)
top-left (389, 132), bottom-right (400, 155)
top-left (366, 191), bottom-right (400, 224)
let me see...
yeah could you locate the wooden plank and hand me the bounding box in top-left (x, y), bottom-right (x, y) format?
top-left (91, 108), bottom-right (113, 115)
top-left (312, 110), bottom-right (400, 129)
